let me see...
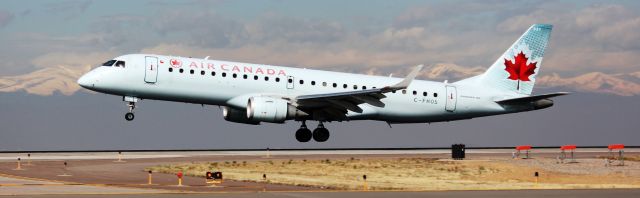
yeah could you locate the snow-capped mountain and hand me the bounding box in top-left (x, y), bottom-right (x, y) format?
top-left (1, 64), bottom-right (639, 96)
top-left (0, 65), bottom-right (91, 96)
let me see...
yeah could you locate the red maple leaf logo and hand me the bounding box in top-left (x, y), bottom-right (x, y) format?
top-left (170, 59), bottom-right (181, 67)
top-left (504, 51), bottom-right (537, 90)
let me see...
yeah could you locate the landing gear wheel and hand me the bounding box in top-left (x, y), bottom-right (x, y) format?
top-left (295, 128), bottom-right (312, 142)
top-left (312, 126), bottom-right (330, 142)
top-left (295, 121), bottom-right (312, 142)
top-left (125, 112), bottom-right (135, 121)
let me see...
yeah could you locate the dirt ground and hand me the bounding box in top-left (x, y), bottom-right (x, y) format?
top-left (148, 155), bottom-right (640, 191)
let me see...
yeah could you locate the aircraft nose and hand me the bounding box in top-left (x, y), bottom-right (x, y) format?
top-left (77, 73), bottom-right (94, 89)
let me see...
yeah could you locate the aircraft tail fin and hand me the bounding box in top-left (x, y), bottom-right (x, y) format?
top-left (460, 24), bottom-right (552, 95)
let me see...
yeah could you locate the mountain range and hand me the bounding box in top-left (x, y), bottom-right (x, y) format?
top-left (1, 64), bottom-right (639, 96)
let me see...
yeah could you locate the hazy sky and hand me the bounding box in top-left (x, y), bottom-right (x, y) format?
top-left (1, 0), bottom-right (640, 76)
top-left (1, 1), bottom-right (639, 150)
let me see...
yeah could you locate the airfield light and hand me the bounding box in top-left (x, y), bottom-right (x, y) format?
top-left (177, 172), bottom-right (183, 186)
top-left (15, 157), bottom-right (22, 170)
top-left (362, 174), bottom-right (368, 191)
top-left (148, 170), bottom-right (153, 185)
top-left (115, 151), bottom-right (125, 163)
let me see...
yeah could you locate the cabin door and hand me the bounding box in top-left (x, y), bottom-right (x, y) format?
top-left (445, 85), bottom-right (457, 112)
top-left (144, 56), bottom-right (159, 83)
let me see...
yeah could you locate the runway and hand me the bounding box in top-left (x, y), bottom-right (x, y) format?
top-left (2, 189), bottom-right (640, 198)
top-left (0, 149), bottom-right (638, 197)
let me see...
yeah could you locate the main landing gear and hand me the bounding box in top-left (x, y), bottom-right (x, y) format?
top-left (295, 121), bottom-right (330, 142)
top-left (123, 96), bottom-right (138, 121)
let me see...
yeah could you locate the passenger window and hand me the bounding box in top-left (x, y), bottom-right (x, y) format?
top-left (243, 74), bottom-right (248, 79)
top-left (423, 92), bottom-right (427, 96)
top-left (254, 75), bottom-right (258, 80)
top-left (392, 90), bottom-right (396, 93)
top-left (322, 82), bottom-right (327, 87)
top-left (201, 70), bottom-right (205, 75)
top-left (222, 72), bottom-right (226, 77)
top-left (299, 80), bottom-right (304, 84)
top-left (434, 93), bottom-right (438, 97)
top-left (190, 69), bottom-right (194, 74)
top-left (353, 85), bottom-right (358, 90)
top-left (333, 83), bottom-right (337, 88)
top-left (311, 81), bottom-right (316, 85)
top-left (343, 84), bottom-right (347, 89)
top-left (179, 69), bottom-right (184, 73)
top-left (232, 73), bottom-right (237, 78)
top-left (276, 77), bottom-right (280, 82)
top-left (265, 76), bottom-right (269, 81)
top-left (362, 86), bottom-right (366, 90)
top-left (211, 71), bottom-right (216, 76)
top-left (402, 90), bottom-right (407, 94)
top-left (288, 78), bottom-right (293, 83)
top-left (168, 68), bottom-right (173, 72)
top-left (115, 61), bottom-right (125, 68)
top-left (413, 90), bottom-right (417, 95)
top-left (102, 60), bottom-right (116, 66)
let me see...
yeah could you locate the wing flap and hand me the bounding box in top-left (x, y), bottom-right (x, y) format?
top-left (496, 92), bottom-right (569, 104)
top-left (294, 65), bottom-right (423, 119)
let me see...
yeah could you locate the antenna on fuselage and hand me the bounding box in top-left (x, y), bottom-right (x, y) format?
top-left (389, 74), bottom-right (393, 77)
top-left (204, 56), bottom-right (210, 60)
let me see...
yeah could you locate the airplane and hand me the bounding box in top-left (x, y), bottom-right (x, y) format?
top-left (78, 24), bottom-right (566, 142)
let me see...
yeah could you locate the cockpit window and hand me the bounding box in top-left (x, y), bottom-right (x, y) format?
top-left (102, 60), bottom-right (116, 66)
top-left (115, 61), bottom-right (125, 68)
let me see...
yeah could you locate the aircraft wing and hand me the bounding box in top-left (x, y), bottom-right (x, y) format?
top-left (294, 65), bottom-right (423, 119)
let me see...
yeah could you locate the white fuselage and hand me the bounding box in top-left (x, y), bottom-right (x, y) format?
top-left (78, 54), bottom-right (529, 124)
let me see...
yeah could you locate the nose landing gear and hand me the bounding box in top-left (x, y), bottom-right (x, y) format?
top-left (125, 102), bottom-right (135, 121)
top-left (295, 121), bottom-right (330, 142)
top-left (123, 96), bottom-right (138, 121)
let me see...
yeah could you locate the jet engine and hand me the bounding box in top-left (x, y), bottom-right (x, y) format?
top-left (246, 96), bottom-right (307, 123)
top-left (222, 106), bottom-right (260, 125)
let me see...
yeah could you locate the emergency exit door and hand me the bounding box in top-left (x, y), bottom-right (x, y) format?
top-left (445, 85), bottom-right (457, 112)
top-left (145, 56), bottom-right (159, 83)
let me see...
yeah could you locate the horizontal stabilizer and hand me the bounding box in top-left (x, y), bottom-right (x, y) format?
top-left (496, 92), bottom-right (569, 105)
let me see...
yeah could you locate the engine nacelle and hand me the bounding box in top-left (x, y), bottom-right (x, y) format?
top-left (246, 96), bottom-right (305, 123)
top-left (222, 106), bottom-right (260, 125)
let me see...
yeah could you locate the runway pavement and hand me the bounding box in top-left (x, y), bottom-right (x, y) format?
top-left (1, 189), bottom-right (639, 198)
top-left (0, 149), bottom-right (638, 197)
top-left (3, 148), bottom-right (638, 161)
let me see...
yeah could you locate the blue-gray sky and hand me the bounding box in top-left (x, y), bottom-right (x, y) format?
top-left (0, 0), bottom-right (639, 150)
top-left (1, 0), bottom-right (640, 76)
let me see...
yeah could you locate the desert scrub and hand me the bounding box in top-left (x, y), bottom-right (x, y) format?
top-left (146, 157), bottom-right (640, 191)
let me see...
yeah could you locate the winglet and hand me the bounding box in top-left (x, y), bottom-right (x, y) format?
top-left (386, 64), bottom-right (423, 90)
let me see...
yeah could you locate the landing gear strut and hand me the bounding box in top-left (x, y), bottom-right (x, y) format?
top-left (295, 121), bottom-right (330, 142)
top-left (123, 96), bottom-right (138, 121)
